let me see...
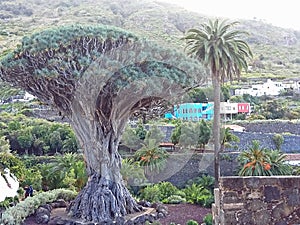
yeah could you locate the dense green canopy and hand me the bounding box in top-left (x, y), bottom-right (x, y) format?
top-left (0, 25), bottom-right (206, 116)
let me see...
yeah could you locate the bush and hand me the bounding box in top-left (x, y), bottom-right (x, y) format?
top-left (203, 213), bottom-right (213, 225)
top-left (0, 189), bottom-right (76, 225)
top-left (186, 219), bottom-right (198, 225)
top-left (156, 182), bottom-right (179, 200)
top-left (140, 185), bottom-right (162, 203)
top-left (238, 140), bottom-right (292, 176)
top-left (273, 134), bottom-right (284, 150)
top-left (139, 182), bottom-right (179, 203)
top-left (162, 195), bottom-right (186, 204)
top-left (183, 183), bottom-right (214, 207)
top-left (187, 175), bottom-right (215, 193)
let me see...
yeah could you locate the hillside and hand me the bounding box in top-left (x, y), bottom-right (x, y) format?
top-left (0, 0), bottom-right (300, 79)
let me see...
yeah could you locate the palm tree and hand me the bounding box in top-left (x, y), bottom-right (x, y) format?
top-left (183, 19), bottom-right (252, 186)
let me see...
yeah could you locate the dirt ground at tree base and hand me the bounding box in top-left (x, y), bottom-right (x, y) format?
top-left (22, 203), bottom-right (211, 225)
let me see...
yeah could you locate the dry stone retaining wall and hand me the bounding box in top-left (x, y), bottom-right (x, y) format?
top-left (213, 176), bottom-right (300, 225)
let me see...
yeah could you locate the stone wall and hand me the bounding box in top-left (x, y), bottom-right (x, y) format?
top-left (213, 176), bottom-right (300, 225)
top-left (229, 132), bottom-right (300, 153)
top-left (159, 153), bottom-right (240, 187)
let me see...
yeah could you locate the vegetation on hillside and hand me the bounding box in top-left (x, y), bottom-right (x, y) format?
top-left (0, 0), bottom-right (299, 78)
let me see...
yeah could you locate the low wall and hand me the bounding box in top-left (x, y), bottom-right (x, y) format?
top-left (213, 176), bottom-right (300, 225)
top-left (160, 153), bottom-right (239, 187)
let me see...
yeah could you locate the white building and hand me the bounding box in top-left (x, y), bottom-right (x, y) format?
top-left (235, 79), bottom-right (290, 96)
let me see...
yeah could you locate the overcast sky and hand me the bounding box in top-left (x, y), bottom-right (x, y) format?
top-left (159, 0), bottom-right (300, 31)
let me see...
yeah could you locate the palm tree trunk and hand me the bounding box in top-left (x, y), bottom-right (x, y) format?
top-left (67, 114), bottom-right (142, 223)
top-left (212, 76), bottom-right (221, 188)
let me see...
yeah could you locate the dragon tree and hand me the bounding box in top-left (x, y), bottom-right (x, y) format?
top-left (0, 25), bottom-right (206, 223)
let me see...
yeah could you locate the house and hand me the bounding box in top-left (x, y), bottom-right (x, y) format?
top-left (235, 79), bottom-right (285, 96)
top-left (167, 101), bottom-right (250, 121)
top-left (173, 102), bottom-right (214, 121)
top-left (235, 79), bottom-right (300, 97)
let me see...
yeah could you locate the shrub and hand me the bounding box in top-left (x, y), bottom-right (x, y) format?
top-left (186, 220), bottom-right (198, 225)
top-left (162, 195), bottom-right (186, 204)
top-left (0, 189), bottom-right (76, 225)
top-left (272, 134), bottom-right (284, 150)
top-left (0, 196), bottom-right (19, 210)
top-left (238, 140), bottom-right (292, 176)
top-left (183, 183), bottom-right (214, 207)
top-left (156, 182), bottom-right (179, 200)
top-left (203, 213), bottom-right (213, 225)
top-left (187, 175), bottom-right (215, 193)
top-left (140, 185), bottom-right (162, 203)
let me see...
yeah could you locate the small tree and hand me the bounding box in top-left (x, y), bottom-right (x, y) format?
top-left (220, 127), bottom-right (240, 151)
top-left (144, 125), bottom-right (165, 145)
top-left (197, 119), bottom-right (211, 149)
top-left (273, 134), bottom-right (284, 150)
top-left (238, 140), bottom-right (291, 176)
top-left (121, 125), bottom-right (143, 152)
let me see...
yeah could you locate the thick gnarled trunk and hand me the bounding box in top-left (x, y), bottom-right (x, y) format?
top-left (67, 113), bottom-right (141, 223)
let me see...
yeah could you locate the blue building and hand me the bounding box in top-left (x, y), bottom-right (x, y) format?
top-left (173, 103), bottom-right (214, 121)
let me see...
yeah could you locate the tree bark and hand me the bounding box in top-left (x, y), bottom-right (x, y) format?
top-left (212, 75), bottom-right (221, 188)
top-left (67, 112), bottom-right (142, 223)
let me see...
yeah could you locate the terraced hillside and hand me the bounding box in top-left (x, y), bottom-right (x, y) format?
top-left (0, 0), bottom-right (300, 78)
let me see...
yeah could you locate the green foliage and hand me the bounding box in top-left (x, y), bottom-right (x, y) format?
top-left (145, 125), bottom-right (165, 146)
top-left (20, 154), bottom-right (88, 191)
top-left (46, 153), bottom-right (88, 191)
top-left (155, 181), bottom-right (179, 200)
top-left (220, 127), bottom-right (240, 151)
top-left (134, 139), bottom-right (168, 177)
top-left (273, 134), bottom-right (284, 150)
top-left (260, 100), bottom-right (286, 120)
top-left (203, 213), bottom-right (213, 225)
top-left (171, 121), bottom-right (181, 145)
top-left (238, 140), bottom-right (292, 176)
top-left (0, 152), bottom-right (26, 181)
top-left (121, 126), bottom-right (143, 151)
top-left (188, 88), bottom-right (208, 103)
top-left (0, 136), bottom-right (11, 153)
top-left (0, 196), bottom-right (19, 210)
top-left (197, 120), bottom-right (211, 149)
top-left (0, 189), bottom-right (76, 225)
top-left (121, 158), bottom-right (147, 187)
top-left (140, 185), bottom-right (162, 203)
top-left (21, 165), bottom-right (43, 191)
top-left (139, 182), bottom-right (180, 203)
top-left (187, 175), bottom-right (215, 193)
top-left (177, 122), bottom-right (199, 148)
top-left (162, 195), bottom-right (186, 204)
top-left (171, 120), bottom-right (211, 149)
top-left (186, 220), bottom-right (199, 225)
top-left (135, 122), bottom-right (147, 141)
top-left (183, 183), bottom-right (214, 207)
top-left (0, 112), bottom-right (79, 155)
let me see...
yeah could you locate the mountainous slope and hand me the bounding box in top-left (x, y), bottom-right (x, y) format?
top-left (0, 0), bottom-right (300, 77)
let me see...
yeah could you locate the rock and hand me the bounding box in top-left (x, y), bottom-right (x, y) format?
top-left (35, 206), bottom-right (51, 224)
top-left (54, 199), bottom-right (68, 208)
